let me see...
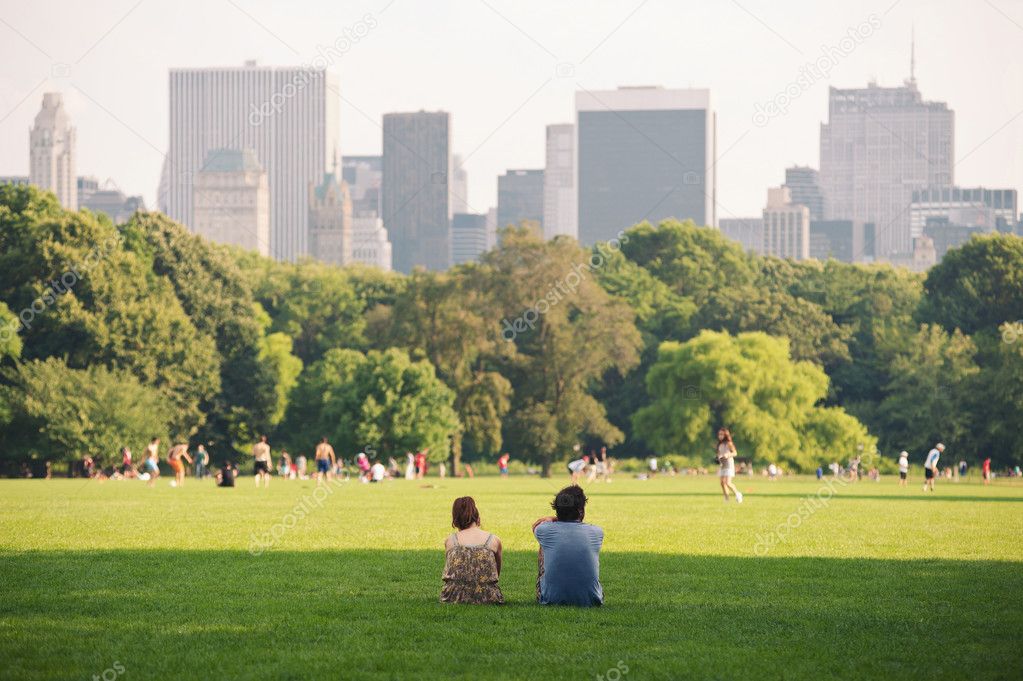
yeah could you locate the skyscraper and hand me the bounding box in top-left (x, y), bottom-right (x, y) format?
top-left (497, 169), bottom-right (544, 231)
top-left (451, 212), bottom-right (488, 265)
top-left (544, 123), bottom-right (576, 240)
top-left (450, 154), bottom-right (469, 216)
top-left (193, 148), bottom-right (270, 256)
top-left (30, 92), bottom-right (77, 210)
top-left (161, 62), bottom-right (340, 261)
top-left (308, 171), bottom-right (352, 266)
top-left (381, 111), bottom-right (451, 273)
top-left (576, 86), bottom-right (715, 245)
top-left (762, 186), bottom-right (810, 260)
top-left (819, 81), bottom-right (954, 258)
top-left (784, 166), bottom-right (826, 221)
top-left (342, 155), bottom-right (382, 217)
top-left (718, 217), bottom-right (764, 254)
top-left (910, 186), bottom-right (1018, 237)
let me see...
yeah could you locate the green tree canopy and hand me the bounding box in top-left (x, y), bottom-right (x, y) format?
top-left (633, 330), bottom-right (874, 471)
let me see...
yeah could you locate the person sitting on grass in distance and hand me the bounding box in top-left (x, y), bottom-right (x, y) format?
top-left (216, 461), bottom-right (237, 488)
top-left (440, 496), bottom-right (504, 604)
top-left (532, 485), bottom-right (604, 607)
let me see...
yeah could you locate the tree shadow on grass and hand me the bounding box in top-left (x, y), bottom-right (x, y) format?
top-left (1, 549), bottom-right (1020, 680)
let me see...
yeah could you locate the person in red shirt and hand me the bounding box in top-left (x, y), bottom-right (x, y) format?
top-left (982, 457), bottom-right (992, 485)
top-left (498, 453), bottom-right (510, 477)
top-left (415, 450), bottom-right (428, 479)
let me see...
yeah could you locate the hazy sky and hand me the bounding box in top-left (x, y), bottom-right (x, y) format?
top-left (1, 0), bottom-right (1021, 219)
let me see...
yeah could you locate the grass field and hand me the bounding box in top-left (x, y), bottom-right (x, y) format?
top-left (1, 473), bottom-right (1021, 680)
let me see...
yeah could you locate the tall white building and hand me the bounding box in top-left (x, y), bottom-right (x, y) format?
top-left (193, 149), bottom-right (270, 256)
top-left (160, 62), bottom-right (340, 261)
top-left (450, 154), bottom-right (469, 216)
top-left (762, 186), bottom-right (810, 260)
top-left (30, 93), bottom-right (77, 210)
top-left (576, 86), bottom-right (716, 245)
top-left (351, 216), bottom-right (393, 271)
top-left (543, 123), bottom-right (576, 240)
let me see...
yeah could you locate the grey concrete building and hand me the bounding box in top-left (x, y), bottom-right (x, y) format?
top-left (497, 169), bottom-right (544, 232)
top-left (576, 86), bottom-right (715, 245)
top-left (910, 186), bottom-right (1018, 237)
top-left (451, 212), bottom-right (488, 265)
top-left (308, 171), bottom-right (352, 266)
top-left (382, 111), bottom-right (451, 272)
top-left (762, 186), bottom-right (810, 260)
top-left (718, 217), bottom-right (764, 254)
top-left (820, 81), bottom-right (954, 258)
top-left (809, 219), bottom-right (864, 263)
top-left (78, 177), bottom-right (146, 223)
top-left (784, 166), bottom-right (826, 221)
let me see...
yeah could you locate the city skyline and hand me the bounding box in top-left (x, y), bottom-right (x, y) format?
top-left (1, 0), bottom-right (1020, 221)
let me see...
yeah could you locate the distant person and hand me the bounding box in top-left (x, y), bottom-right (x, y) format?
top-left (567, 455), bottom-right (588, 483)
top-left (498, 452), bottom-right (510, 477)
top-left (647, 456), bottom-right (658, 476)
top-left (194, 445), bottom-right (210, 480)
top-left (253, 435), bottom-right (272, 488)
top-left (144, 439), bottom-right (161, 487)
top-left (314, 437), bottom-right (336, 484)
top-left (440, 497), bottom-right (504, 604)
top-left (278, 451), bottom-right (292, 478)
top-left (415, 449), bottom-right (429, 479)
top-left (767, 463), bottom-right (779, 481)
top-left (295, 453), bottom-right (307, 480)
top-left (356, 453), bottom-right (371, 483)
top-left (387, 457), bottom-right (400, 478)
top-left (923, 443), bottom-right (944, 492)
top-left (982, 457), bottom-right (992, 485)
top-left (121, 447), bottom-right (134, 477)
top-left (716, 428), bottom-right (744, 503)
top-left (848, 456), bottom-right (860, 482)
top-left (957, 460), bottom-right (967, 481)
top-left (167, 443), bottom-right (192, 487)
top-left (532, 485), bottom-right (604, 607)
top-left (599, 447), bottom-right (611, 483)
top-left (370, 460), bottom-right (386, 482)
top-left (217, 461), bottom-right (237, 487)
top-left (898, 451), bottom-right (909, 487)
top-left (405, 452), bottom-right (416, 480)
top-left (816, 466), bottom-right (823, 481)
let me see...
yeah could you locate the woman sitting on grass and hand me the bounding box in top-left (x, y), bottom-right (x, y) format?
top-left (440, 496), bottom-right (504, 604)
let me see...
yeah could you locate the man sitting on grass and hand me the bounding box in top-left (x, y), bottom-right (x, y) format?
top-left (532, 485), bottom-right (604, 606)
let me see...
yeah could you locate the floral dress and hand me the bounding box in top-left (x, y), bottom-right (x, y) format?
top-left (440, 533), bottom-right (504, 604)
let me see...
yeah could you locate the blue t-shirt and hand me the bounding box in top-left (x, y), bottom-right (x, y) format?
top-left (534, 521), bottom-right (604, 606)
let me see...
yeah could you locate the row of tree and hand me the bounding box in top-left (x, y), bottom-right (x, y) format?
top-left (1, 184), bottom-right (1021, 474)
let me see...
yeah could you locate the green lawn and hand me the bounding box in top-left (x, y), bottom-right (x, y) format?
top-left (1, 474), bottom-right (1021, 680)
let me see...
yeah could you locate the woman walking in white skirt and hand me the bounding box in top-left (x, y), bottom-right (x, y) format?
top-left (716, 428), bottom-right (744, 503)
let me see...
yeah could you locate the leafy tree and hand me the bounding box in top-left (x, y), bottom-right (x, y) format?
top-left (634, 330), bottom-right (875, 471)
top-left (483, 227), bottom-right (642, 475)
top-left (259, 330), bottom-right (303, 427)
top-left (0, 186), bottom-right (219, 437)
top-left (0, 357), bottom-right (174, 466)
top-left (0, 302), bottom-right (22, 362)
top-left (281, 348), bottom-right (459, 462)
top-left (967, 323), bottom-right (1023, 467)
top-left (920, 233), bottom-right (1023, 335)
top-left (121, 212), bottom-right (278, 451)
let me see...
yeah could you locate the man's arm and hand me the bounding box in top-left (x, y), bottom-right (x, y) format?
top-left (532, 516), bottom-right (556, 533)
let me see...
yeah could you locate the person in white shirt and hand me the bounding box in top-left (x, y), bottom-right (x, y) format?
top-left (923, 443), bottom-right (944, 492)
top-left (567, 456), bottom-right (588, 483)
top-left (370, 460), bottom-right (386, 483)
top-left (898, 451), bottom-right (909, 487)
top-left (716, 428), bottom-right (744, 503)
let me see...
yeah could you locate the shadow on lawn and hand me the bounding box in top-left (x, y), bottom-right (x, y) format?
top-left (1, 549), bottom-right (1021, 680)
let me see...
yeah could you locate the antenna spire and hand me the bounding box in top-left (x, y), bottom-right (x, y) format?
top-left (910, 26), bottom-right (916, 85)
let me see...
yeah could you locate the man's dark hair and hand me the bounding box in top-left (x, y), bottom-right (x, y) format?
top-left (551, 485), bottom-right (587, 521)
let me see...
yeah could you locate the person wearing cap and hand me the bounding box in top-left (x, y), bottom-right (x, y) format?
top-left (923, 443), bottom-right (944, 492)
top-left (898, 451), bottom-right (909, 487)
